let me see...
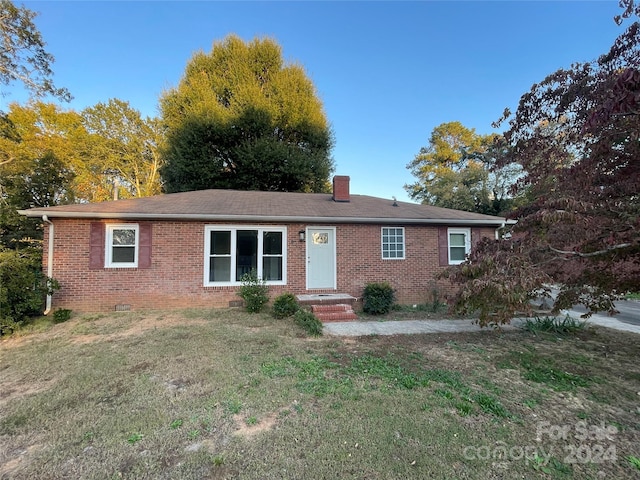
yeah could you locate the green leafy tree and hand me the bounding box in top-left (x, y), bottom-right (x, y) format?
top-left (0, 101), bottom-right (86, 174)
top-left (160, 35), bottom-right (334, 193)
top-left (82, 99), bottom-right (164, 199)
top-left (0, 101), bottom-right (92, 200)
top-left (1, 151), bottom-right (74, 248)
top-left (0, 0), bottom-right (70, 101)
top-left (0, 100), bottom-right (151, 206)
top-left (0, 102), bottom-right (87, 247)
top-left (0, 99), bottom-right (164, 249)
top-left (405, 122), bottom-right (520, 215)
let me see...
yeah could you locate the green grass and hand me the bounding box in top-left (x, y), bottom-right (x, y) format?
top-left (501, 348), bottom-right (595, 392)
top-left (472, 392), bottom-right (511, 418)
top-left (628, 455), bottom-right (640, 471)
top-left (0, 308), bottom-right (638, 479)
top-left (522, 315), bottom-right (587, 335)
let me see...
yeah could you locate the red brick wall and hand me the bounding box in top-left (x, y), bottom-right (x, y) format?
top-left (332, 176), bottom-right (351, 202)
top-left (333, 224), bottom-right (495, 305)
top-left (44, 219), bottom-right (496, 312)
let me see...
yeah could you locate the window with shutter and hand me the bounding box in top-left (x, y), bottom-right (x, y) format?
top-left (447, 228), bottom-right (471, 265)
top-left (106, 224), bottom-right (139, 268)
top-left (90, 223), bottom-right (151, 269)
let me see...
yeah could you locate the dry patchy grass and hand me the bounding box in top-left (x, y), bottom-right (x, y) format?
top-left (0, 308), bottom-right (639, 479)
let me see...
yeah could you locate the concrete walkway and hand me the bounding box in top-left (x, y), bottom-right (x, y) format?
top-left (323, 313), bottom-right (640, 337)
top-left (323, 318), bottom-right (522, 336)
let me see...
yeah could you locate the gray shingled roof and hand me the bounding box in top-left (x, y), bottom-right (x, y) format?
top-left (19, 189), bottom-right (505, 225)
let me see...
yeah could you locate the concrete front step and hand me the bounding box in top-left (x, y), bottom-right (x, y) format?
top-left (297, 294), bottom-right (357, 307)
top-left (311, 303), bottom-right (358, 323)
top-left (316, 312), bottom-right (359, 322)
top-left (312, 304), bottom-right (352, 313)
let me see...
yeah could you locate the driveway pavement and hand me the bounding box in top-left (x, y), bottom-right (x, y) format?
top-left (560, 307), bottom-right (640, 334)
top-left (323, 313), bottom-right (640, 337)
top-left (545, 288), bottom-right (640, 327)
top-left (563, 300), bottom-right (640, 327)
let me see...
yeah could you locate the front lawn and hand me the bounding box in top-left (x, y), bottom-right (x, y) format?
top-left (1, 309), bottom-right (638, 479)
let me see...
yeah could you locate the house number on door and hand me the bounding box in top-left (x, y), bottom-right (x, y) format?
top-left (312, 233), bottom-right (328, 244)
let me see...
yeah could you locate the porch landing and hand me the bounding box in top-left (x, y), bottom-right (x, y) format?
top-left (296, 294), bottom-right (359, 323)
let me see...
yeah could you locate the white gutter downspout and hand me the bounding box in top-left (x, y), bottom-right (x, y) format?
top-left (42, 215), bottom-right (54, 315)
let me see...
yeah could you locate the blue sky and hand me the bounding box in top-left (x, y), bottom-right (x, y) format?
top-left (13, 1), bottom-right (628, 202)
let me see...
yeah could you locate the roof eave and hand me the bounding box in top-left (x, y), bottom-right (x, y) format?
top-left (19, 210), bottom-right (506, 226)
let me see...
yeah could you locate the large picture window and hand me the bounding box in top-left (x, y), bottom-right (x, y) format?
top-left (381, 227), bottom-right (405, 259)
top-left (448, 227), bottom-right (471, 265)
top-left (106, 224), bottom-right (139, 268)
top-left (204, 226), bottom-right (286, 285)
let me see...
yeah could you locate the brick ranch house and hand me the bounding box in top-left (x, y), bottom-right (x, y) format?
top-left (20, 176), bottom-right (506, 314)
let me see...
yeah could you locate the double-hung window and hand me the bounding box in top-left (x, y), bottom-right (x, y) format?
top-left (205, 226), bottom-right (286, 285)
top-left (448, 228), bottom-right (471, 265)
top-left (382, 227), bottom-right (405, 259)
top-left (106, 224), bottom-right (139, 268)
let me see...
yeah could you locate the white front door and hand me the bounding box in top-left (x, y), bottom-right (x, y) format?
top-left (306, 227), bottom-right (336, 289)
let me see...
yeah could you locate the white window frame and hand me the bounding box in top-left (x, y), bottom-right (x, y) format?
top-left (204, 226), bottom-right (287, 286)
top-left (381, 226), bottom-right (405, 260)
top-left (448, 227), bottom-right (471, 265)
top-left (105, 224), bottom-right (139, 268)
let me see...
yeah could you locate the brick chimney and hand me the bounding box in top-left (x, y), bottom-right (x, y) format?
top-left (332, 175), bottom-right (350, 202)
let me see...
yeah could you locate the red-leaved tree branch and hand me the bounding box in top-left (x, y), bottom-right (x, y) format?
top-left (445, 9), bottom-right (640, 326)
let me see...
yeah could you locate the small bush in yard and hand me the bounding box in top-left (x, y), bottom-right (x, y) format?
top-left (363, 282), bottom-right (395, 314)
top-left (237, 270), bottom-right (269, 313)
top-left (294, 309), bottom-right (323, 336)
top-left (523, 315), bottom-right (587, 335)
top-left (53, 309), bottom-right (72, 323)
top-left (272, 292), bottom-right (299, 319)
top-left (426, 282), bottom-right (447, 312)
top-left (0, 248), bottom-right (59, 336)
